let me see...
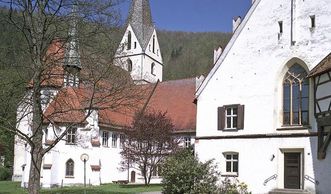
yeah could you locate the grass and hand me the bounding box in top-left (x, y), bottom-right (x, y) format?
top-left (0, 181), bottom-right (162, 194)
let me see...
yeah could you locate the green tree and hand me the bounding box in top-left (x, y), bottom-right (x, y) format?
top-left (161, 149), bottom-right (219, 194)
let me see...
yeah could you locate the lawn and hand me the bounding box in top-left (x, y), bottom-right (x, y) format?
top-left (0, 181), bottom-right (162, 194)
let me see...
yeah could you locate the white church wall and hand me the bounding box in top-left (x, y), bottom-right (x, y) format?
top-left (196, 0), bottom-right (331, 193)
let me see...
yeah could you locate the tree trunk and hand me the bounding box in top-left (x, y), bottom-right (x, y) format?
top-left (28, 148), bottom-right (43, 194)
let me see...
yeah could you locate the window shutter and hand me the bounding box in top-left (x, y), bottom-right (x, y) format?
top-left (237, 105), bottom-right (245, 129)
top-left (218, 107), bottom-right (225, 130)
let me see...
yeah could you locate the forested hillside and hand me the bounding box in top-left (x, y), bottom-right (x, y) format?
top-left (158, 31), bottom-right (231, 80)
top-left (0, 8), bottom-right (232, 80)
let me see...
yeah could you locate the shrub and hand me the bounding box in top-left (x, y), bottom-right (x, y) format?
top-left (0, 166), bottom-right (11, 180)
top-left (161, 149), bottom-right (219, 194)
top-left (219, 177), bottom-right (251, 194)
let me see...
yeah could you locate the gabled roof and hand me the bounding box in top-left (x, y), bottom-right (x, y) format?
top-left (308, 52), bottom-right (331, 77)
top-left (127, 0), bottom-right (155, 50)
top-left (195, 0), bottom-right (260, 98)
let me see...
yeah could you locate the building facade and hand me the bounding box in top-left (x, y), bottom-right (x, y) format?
top-left (195, 0), bottom-right (331, 193)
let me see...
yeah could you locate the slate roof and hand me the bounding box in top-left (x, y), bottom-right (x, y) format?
top-left (127, 0), bottom-right (155, 50)
top-left (308, 52), bottom-right (331, 77)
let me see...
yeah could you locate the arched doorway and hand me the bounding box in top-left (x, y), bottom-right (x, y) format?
top-left (130, 171), bottom-right (136, 183)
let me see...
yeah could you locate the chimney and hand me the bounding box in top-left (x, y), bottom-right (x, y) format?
top-left (213, 46), bottom-right (223, 64)
top-left (232, 16), bottom-right (241, 32)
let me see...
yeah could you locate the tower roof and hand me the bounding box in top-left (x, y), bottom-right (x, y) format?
top-left (127, 0), bottom-right (155, 50)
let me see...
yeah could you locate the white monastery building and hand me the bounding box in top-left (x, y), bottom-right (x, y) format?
top-left (12, 0), bottom-right (331, 193)
top-left (12, 0), bottom-right (195, 188)
top-left (195, 0), bottom-right (331, 193)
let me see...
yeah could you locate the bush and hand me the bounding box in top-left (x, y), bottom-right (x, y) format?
top-left (0, 166), bottom-right (11, 180)
top-left (161, 149), bottom-right (219, 194)
top-left (219, 177), bottom-right (250, 194)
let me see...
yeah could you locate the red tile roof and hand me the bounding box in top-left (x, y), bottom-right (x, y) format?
top-left (147, 78), bottom-right (196, 132)
top-left (44, 78), bottom-right (196, 133)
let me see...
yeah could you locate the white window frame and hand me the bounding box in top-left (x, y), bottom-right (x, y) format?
top-left (102, 131), bottom-right (109, 147)
top-left (112, 133), bottom-right (118, 148)
top-left (225, 107), bottom-right (238, 129)
top-left (184, 137), bottom-right (191, 148)
top-left (223, 152), bottom-right (239, 176)
top-left (66, 128), bottom-right (76, 144)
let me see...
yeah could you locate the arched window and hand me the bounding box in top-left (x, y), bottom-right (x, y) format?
top-left (65, 159), bottom-right (74, 177)
top-left (152, 35), bottom-right (155, 53)
top-left (151, 63), bottom-right (155, 75)
top-left (127, 31), bottom-right (132, 50)
top-left (127, 59), bottom-right (132, 72)
top-left (283, 64), bottom-right (309, 125)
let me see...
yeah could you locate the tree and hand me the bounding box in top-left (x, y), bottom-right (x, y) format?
top-left (120, 111), bottom-right (178, 185)
top-left (0, 1), bottom-right (145, 194)
top-left (161, 149), bottom-right (219, 194)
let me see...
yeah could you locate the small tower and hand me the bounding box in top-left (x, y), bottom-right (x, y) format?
top-left (64, 5), bottom-right (81, 87)
top-left (114, 0), bottom-right (163, 84)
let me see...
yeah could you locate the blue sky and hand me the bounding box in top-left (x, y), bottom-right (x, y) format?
top-left (120, 0), bottom-right (252, 32)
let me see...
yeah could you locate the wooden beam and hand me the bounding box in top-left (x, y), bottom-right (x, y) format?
top-left (321, 131), bottom-right (331, 153)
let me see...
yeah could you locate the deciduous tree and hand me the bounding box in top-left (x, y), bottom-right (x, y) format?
top-left (121, 111), bottom-right (178, 185)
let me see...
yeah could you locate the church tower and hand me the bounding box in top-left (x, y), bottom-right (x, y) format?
top-left (63, 6), bottom-right (81, 87)
top-left (114, 0), bottom-right (163, 84)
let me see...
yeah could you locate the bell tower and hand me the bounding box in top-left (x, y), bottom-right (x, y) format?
top-left (114, 0), bottom-right (163, 84)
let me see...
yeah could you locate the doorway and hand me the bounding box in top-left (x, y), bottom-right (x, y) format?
top-left (284, 152), bottom-right (301, 189)
top-left (130, 171), bottom-right (136, 183)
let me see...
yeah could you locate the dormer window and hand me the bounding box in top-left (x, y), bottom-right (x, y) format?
top-left (127, 31), bottom-right (132, 50)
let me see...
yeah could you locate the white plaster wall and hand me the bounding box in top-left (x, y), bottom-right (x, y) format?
top-left (196, 137), bottom-right (330, 193)
top-left (196, 0), bottom-right (331, 193)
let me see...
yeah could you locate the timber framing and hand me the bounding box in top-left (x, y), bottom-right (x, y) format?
top-left (317, 115), bottom-right (331, 160)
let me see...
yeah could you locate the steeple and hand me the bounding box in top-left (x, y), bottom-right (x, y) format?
top-left (64, 4), bottom-right (81, 69)
top-left (127, 0), bottom-right (155, 51)
top-left (63, 4), bottom-right (81, 87)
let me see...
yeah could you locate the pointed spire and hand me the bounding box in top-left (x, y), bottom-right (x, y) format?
top-left (64, 3), bottom-right (81, 69)
top-left (127, 0), bottom-right (155, 50)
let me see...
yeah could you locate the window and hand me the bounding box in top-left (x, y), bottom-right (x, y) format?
top-left (127, 59), bottom-right (133, 72)
top-left (66, 127), bottom-right (76, 144)
top-left (127, 31), bottom-right (131, 50)
top-left (218, 105), bottom-right (244, 130)
top-left (102, 131), bottom-right (109, 147)
top-left (134, 42), bottom-right (137, 49)
top-left (120, 134), bottom-right (125, 148)
top-left (151, 63), bottom-right (155, 75)
top-left (225, 107), bottom-right (238, 129)
top-left (152, 35), bottom-right (155, 53)
top-left (41, 90), bottom-right (51, 105)
top-left (112, 133), bottom-right (118, 148)
top-left (65, 159), bottom-right (74, 177)
top-left (283, 64), bottom-right (309, 126)
top-left (224, 153), bottom-right (238, 175)
top-left (184, 137), bottom-right (191, 148)
top-left (310, 15), bottom-right (315, 28)
top-left (64, 72), bottom-right (79, 87)
top-left (278, 21), bottom-right (283, 34)
top-left (152, 165), bottom-right (162, 177)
